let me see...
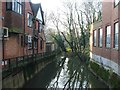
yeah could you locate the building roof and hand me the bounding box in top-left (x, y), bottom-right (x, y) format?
top-left (30, 3), bottom-right (45, 25)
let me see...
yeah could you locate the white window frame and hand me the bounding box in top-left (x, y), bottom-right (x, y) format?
top-left (28, 35), bottom-right (32, 49)
top-left (114, 0), bottom-right (119, 6)
top-left (106, 25), bottom-right (111, 48)
top-left (28, 35), bottom-right (32, 43)
top-left (114, 22), bottom-right (119, 49)
top-left (12, 0), bottom-right (22, 14)
top-left (98, 28), bottom-right (102, 47)
top-left (93, 30), bottom-right (96, 47)
top-left (27, 13), bottom-right (32, 27)
top-left (2, 27), bottom-right (9, 38)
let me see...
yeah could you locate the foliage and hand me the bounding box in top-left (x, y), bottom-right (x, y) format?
top-left (51, 33), bottom-right (66, 52)
top-left (109, 72), bottom-right (120, 88)
top-left (45, 0), bottom-right (102, 62)
top-left (90, 61), bottom-right (109, 82)
top-left (90, 61), bottom-right (120, 88)
top-left (66, 47), bottom-right (72, 52)
top-left (9, 27), bottom-right (21, 33)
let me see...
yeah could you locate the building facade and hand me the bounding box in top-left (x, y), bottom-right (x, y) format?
top-left (0, 1), bottom-right (3, 89)
top-left (90, 0), bottom-right (120, 76)
top-left (1, 1), bottom-right (46, 60)
top-left (0, 0), bottom-right (2, 61)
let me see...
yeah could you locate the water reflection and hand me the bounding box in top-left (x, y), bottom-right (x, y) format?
top-left (23, 54), bottom-right (108, 89)
top-left (47, 55), bottom-right (108, 89)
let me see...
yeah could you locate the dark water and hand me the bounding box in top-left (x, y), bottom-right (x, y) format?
top-left (23, 54), bottom-right (109, 89)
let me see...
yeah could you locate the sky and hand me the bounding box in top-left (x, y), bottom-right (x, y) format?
top-left (31, 0), bottom-right (62, 12)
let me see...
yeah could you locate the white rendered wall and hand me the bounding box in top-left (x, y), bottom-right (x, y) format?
top-left (90, 52), bottom-right (120, 76)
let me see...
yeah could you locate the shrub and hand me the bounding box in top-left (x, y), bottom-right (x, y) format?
top-left (90, 61), bottom-right (120, 88)
top-left (90, 61), bottom-right (109, 82)
top-left (109, 72), bottom-right (120, 88)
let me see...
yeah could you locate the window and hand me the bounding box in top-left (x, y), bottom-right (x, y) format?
top-left (28, 35), bottom-right (32, 49)
top-left (39, 23), bottom-right (42, 32)
top-left (40, 40), bottom-right (43, 50)
top-left (98, 28), bottom-right (102, 47)
top-left (93, 30), bottom-right (96, 47)
top-left (34, 40), bottom-right (37, 49)
top-left (21, 35), bottom-right (24, 46)
top-left (28, 43), bottom-right (32, 49)
top-left (6, 0), bottom-right (22, 14)
top-left (114, 0), bottom-right (119, 7)
top-left (27, 13), bottom-right (33, 27)
top-left (6, 2), bottom-right (12, 10)
top-left (106, 26), bottom-right (111, 48)
top-left (114, 22), bottom-right (119, 49)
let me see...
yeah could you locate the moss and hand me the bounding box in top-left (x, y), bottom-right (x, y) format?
top-left (109, 72), bottom-right (120, 88)
top-left (9, 27), bottom-right (22, 33)
top-left (90, 61), bottom-right (109, 82)
top-left (90, 61), bottom-right (120, 88)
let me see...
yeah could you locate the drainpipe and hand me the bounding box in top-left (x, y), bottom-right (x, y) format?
top-left (2, 30), bottom-right (5, 66)
top-left (23, 1), bottom-right (25, 56)
top-left (32, 17), bottom-right (35, 55)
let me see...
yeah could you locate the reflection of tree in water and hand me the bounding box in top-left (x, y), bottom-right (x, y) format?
top-left (47, 54), bottom-right (90, 89)
top-left (65, 55), bottom-right (89, 89)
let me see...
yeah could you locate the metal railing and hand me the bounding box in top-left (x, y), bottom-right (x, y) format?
top-left (2, 51), bottom-right (56, 74)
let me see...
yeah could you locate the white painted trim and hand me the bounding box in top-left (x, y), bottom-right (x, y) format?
top-left (36, 8), bottom-right (43, 22)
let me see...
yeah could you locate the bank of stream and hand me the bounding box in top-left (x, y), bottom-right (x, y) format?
top-left (23, 54), bottom-right (109, 89)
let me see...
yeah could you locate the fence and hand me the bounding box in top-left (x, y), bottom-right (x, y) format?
top-left (2, 51), bottom-right (57, 79)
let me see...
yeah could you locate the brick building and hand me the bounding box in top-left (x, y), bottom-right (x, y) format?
top-left (0, 1), bottom-right (3, 89)
top-left (31, 3), bottom-right (46, 54)
top-left (1, 0), bottom-right (46, 60)
top-left (90, 0), bottom-right (120, 76)
top-left (0, 0), bottom-right (2, 61)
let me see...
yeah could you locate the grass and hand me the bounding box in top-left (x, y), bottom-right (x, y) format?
top-left (89, 61), bottom-right (120, 88)
top-left (109, 72), bottom-right (120, 88)
top-left (90, 61), bottom-right (109, 82)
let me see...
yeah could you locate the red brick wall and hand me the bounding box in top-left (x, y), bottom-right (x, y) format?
top-left (2, 2), bottom-right (24, 59)
top-left (118, 4), bottom-right (120, 65)
top-left (91, 1), bottom-right (120, 65)
top-left (0, 1), bottom-right (2, 60)
top-left (4, 35), bottom-right (19, 58)
top-left (2, 2), bottom-right (23, 31)
top-left (24, 1), bottom-right (33, 55)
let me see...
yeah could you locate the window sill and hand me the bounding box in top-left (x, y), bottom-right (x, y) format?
top-left (98, 47), bottom-right (102, 48)
top-left (6, 10), bottom-right (22, 15)
top-left (27, 26), bottom-right (32, 28)
top-left (112, 48), bottom-right (119, 51)
top-left (28, 48), bottom-right (32, 50)
top-left (34, 48), bottom-right (37, 50)
top-left (105, 47), bottom-right (111, 49)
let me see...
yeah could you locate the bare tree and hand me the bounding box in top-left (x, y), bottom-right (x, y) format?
top-left (46, 0), bottom-right (102, 61)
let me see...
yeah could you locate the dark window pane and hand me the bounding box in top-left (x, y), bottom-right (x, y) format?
top-left (6, 2), bottom-right (12, 10)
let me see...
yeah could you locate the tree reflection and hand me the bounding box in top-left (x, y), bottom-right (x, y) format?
top-left (47, 54), bottom-right (89, 89)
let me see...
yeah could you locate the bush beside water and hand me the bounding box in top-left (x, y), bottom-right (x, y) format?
top-left (90, 61), bottom-right (120, 88)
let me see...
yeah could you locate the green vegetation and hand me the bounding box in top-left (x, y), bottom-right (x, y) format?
top-left (90, 61), bottom-right (109, 82)
top-left (109, 72), bottom-right (120, 88)
top-left (9, 27), bottom-right (21, 33)
top-left (90, 61), bottom-right (120, 88)
top-left (66, 47), bottom-right (72, 52)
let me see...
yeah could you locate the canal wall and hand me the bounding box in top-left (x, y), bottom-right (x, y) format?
top-left (89, 60), bottom-right (120, 88)
top-left (2, 52), bottom-right (56, 88)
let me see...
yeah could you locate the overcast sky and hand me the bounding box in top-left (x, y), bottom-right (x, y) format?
top-left (31, 0), bottom-right (63, 13)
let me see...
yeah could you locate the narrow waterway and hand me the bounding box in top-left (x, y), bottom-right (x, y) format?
top-left (23, 54), bottom-right (109, 89)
